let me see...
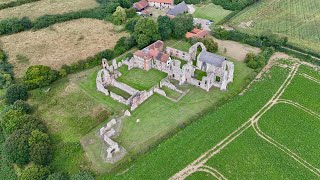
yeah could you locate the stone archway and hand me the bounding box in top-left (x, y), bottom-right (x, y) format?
top-left (189, 42), bottom-right (207, 61)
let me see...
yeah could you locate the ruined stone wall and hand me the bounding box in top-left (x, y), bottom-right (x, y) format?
top-left (160, 79), bottom-right (183, 93)
top-left (154, 87), bottom-right (167, 97)
top-left (113, 81), bottom-right (139, 95)
top-left (166, 47), bottom-right (192, 61)
top-left (110, 92), bottom-right (129, 105)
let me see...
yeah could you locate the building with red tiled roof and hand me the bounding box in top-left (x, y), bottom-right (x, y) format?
top-left (133, 0), bottom-right (149, 11)
top-left (148, 0), bottom-right (174, 9)
top-left (185, 28), bottom-right (208, 39)
top-left (132, 40), bottom-right (171, 70)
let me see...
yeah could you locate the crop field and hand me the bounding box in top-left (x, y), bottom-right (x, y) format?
top-left (117, 65), bottom-right (167, 91)
top-left (193, 3), bottom-right (233, 23)
top-left (103, 57), bottom-right (320, 179)
top-left (0, 18), bottom-right (127, 77)
top-left (228, 0), bottom-right (320, 53)
top-left (0, 0), bottom-right (98, 20)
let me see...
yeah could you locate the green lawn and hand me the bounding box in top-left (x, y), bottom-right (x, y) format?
top-left (229, 0), bottom-right (320, 53)
top-left (193, 3), bottom-right (233, 23)
top-left (165, 39), bottom-right (192, 52)
top-left (161, 86), bottom-right (182, 100)
top-left (172, 57), bottom-right (188, 68)
top-left (104, 64), bottom-right (294, 179)
top-left (117, 65), bottom-right (167, 91)
top-left (193, 69), bottom-right (207, 80)
top-left (107, 86), bottom-right (132, 99)
top-left (29, 68), bottom-right (127, 174)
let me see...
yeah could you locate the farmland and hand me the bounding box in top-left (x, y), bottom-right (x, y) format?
top-left (228, 0), bottom-right (320, 53)
top-left (104, 57), bottom-right (320, 179)
top-left (0, 18), bottom-right (127, 77)
top-left (193, 3), bottom-right (232, 23)
top-left (0, 0), bottom-right (98, 20)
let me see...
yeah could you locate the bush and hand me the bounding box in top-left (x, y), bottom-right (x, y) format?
top-left (212, 0), bottom-right (258, 11)
top-left (199, 37), bottom-right (218, 53)
top-left (28, 130), bottom-right (52, 165)
top-left (5, 84), bottom-right (28, 104)
top-left (19, 114), bottom-right (48, 133)
top-left (20, 165), bottom-right (50, 180)
top-left (70, 172), bottom-right (94, 180)
top-left (11, 100), bottom-right (33, 114)
top-left (23, 65), bottom-right (58, 89)
top-left (0, 49), bottom-right (13, 89)
top-left (46, 172), bottom-right (67, 180)
top-left (3, 129), bottom-right (30, 165)
top-left (1, 109), bottom-right (26, 136)
top-left (0, 0), bottom-right (40, 11)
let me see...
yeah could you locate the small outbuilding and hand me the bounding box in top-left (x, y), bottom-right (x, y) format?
top-left (185, 28), bottom-right (208, 39)
top-left (166, 1), bottom-right (189, 18)
top-left (133, 0), bottom-right (149, 11)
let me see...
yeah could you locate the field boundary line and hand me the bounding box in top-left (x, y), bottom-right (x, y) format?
top-left (300, 73), bottom-right (320, 85)
top-left (170, 63), bottom-right (300, 179)
top-left (277, 99), bottom-right (320, 118)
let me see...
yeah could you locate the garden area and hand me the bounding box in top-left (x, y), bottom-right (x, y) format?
top-left (117, 65), bottom-right (167, 91)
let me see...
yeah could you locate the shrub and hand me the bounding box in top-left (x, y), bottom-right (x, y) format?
top-left (5, 84), bottom-right (28, 104)
top-left (11, 100), bottom-right (33, 114)
top-left (19, 114), bottom-right (48, 133)
top-left (23, 65), bottom-right (58, 89)
top-left (1, 109), bottom-right (26, 136)
top-left (200, 37), bottom-right (218, 53)
top-left (172, 14), bottom-right (193, 38)
top-left (20, 165), bottom-right (50, 180)
top-left (212, 0), bottom-right (258, 11)
top-left (46, 172), bottom-right (67, 180)
top-left (3, 129), bottom-right (30, 165)
top-left (70, 172), bottom-right (94, 180)
top-left (0, 49), bottom-right (13, 89)
top-left (28, 130), bottom-right (52, 165)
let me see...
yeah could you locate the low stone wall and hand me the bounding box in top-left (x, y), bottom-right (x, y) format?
top-left (113, 81), bottom-right (139, 95)
top-left (160, 79), bottom-right (183, 93)
top-left (154, 87), bottom-right (167, 97)
top-left (110, 92), bottom-right (129, 105)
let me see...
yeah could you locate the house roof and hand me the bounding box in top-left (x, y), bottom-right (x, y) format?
top-left (148, 0), bottom-right (173, 4)
top-left (134, 40), bottom-right (169, 62)
top-left (167, 1), bottom-right (188, 16)
top-left (134, 50), bottom-right (150, 59)
top-left (147, 40), bottom-right (164, 51)
top-left (198, 51), bottom-right (226, 67)
top-left (133, 0), bottom-right (149, 11)
top-left (185, 28), bottom-right (208, 38)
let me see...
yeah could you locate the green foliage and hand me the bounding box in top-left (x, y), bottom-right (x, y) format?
top-left (0, 49), bottom-right (13, 89)
top-left (11, 100), bottom-right (32, 114)
top-left (23, 65), bottom-right (58, 89)
top-left (20, 165), bottom-right (50, 180)
top-left (199, 37), bottom-right (218, 53)
top-left (0, 17), bottom-right (32, 35)
top-left (133, 18), bottom-right (160, 48)
top-left (70, 171), bottom-right (94, 180)
top-left (1, 109), bottom-right (25, 136)
top-left (5, 84), bottom-right (28, 104)
top-left (157, 16), bottom-right (173, 40)
top-left (28, 130), bottom-right (52, 165)
top-left (0, 0), bottom-right (40, 11)
top-left (212, 0), bottom-right (258, 11)
top-left (3, 129), bottom-right (30, 165)
top-left (175, 0), bottom-right (200, 5)
top-left (244, 47), bottom-right (274, 69)
top-left (125, 18), bottom-right (138, 33)
top-left (18, 115), bottom-right (48, 133)
top-left (112, 6), bottom-right (126, 25)
top-left (172, 14), bottom-right (193, 38)
top-left (46, 172), bottom-right (67, 180)
top-left (125, 8), bottom-right (137, 18)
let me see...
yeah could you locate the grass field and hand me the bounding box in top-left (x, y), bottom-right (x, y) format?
top-left (165, 39), bottom-right (192, 52)
top-left (104, 58), bottom-right (320, 179)
top-left (29, 67), bottom-right (127, 174)
top-left (117, 65), bottom-right (167, 91)
top-left (0, 18), bottom-right (127, 77)
top-left (228, 0), bottom-right (320, 53)
top-left (0, 0), bottom-right (98, 20)
top-left (107, 86), bottom-right (132, 99)
top-left (193, 3), bottom-right (233, 23)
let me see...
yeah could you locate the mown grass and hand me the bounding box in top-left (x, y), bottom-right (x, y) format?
top-left (193, 3), bottom-right (233, 23)
top-left (229, 0), bottom-right (320, 53)
top-left (165, 39), bottom-right (192, 52)
top-left (29, 68), bottom-right (127, 174)
top-left (117, 65), bottom-right (167, 91)
top-left (193, 69), bottom-right (207, 80)
top-left (205, 128), bottom-right (317, 179)
top-left (259, 103), bottom-right (320, 168)
top-left (102, 64), bottom-right (289, 179)
top-left (280, 65), bottom-right (320, 113)
top-left (107, 86), bottom-right (132, 99)
top-left (161, 86), bottom-right (182, 100)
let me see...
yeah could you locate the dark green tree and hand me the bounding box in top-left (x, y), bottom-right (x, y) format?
top-left (133, 18), bottom-right (160, 48)
top-left (1, 109), bottom-right (25, 136)
top-left (172, 14), bottom-right (193, 38)
top-left (28, 130), bottom-right (52, 165)
top-left (70, 172), bottom-right (94, 180)
top-left (46, 172), bottom-right (67, 180)
top-left (157, 16), bottom-right (173, 40)
top-left (3, 129), bottom-right (30, 165)
top-left (5, 84), bottom-right (28, 104)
